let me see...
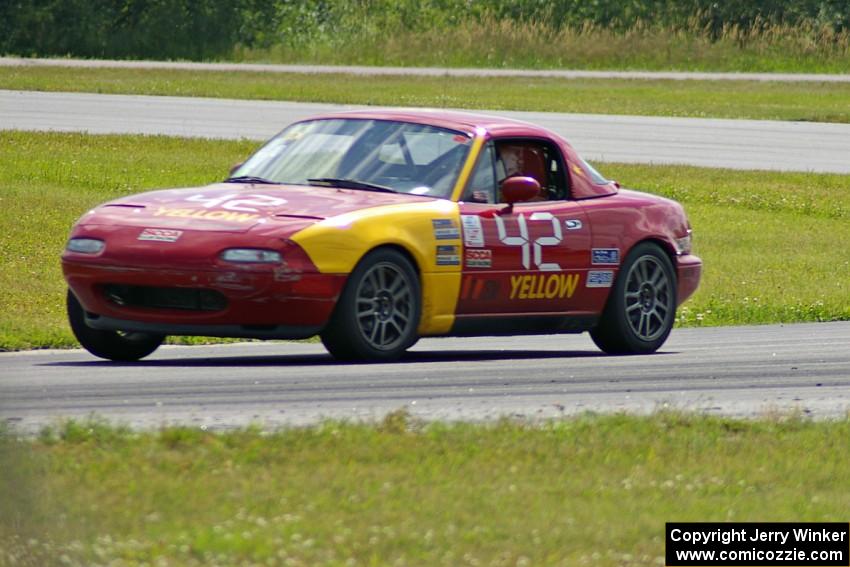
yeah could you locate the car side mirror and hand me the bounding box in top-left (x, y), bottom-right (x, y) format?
top-left (500, 176), bottom-right (540, 204)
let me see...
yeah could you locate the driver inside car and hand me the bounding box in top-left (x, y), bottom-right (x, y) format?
top-left (496, 143), bottom-right (549, 202)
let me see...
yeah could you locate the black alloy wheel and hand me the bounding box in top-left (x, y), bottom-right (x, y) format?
top-left (321, 248), bottom-right (421, 361)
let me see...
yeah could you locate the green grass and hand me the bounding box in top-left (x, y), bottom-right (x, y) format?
top-left (2, 413), bottom-right (850, 566)
top-left (231, 15), bottom-right (850, 74)
top-left (4, 66), bottom-right (850, 123)
top-left (1, 131), bottom-right (849, 350)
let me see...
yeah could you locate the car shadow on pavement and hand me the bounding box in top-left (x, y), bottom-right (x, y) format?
top-left (38, 348), bottom-right (662, 368)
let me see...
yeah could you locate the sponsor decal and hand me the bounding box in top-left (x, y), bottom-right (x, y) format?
top-left (432, 218), bottom-right (460, 240)
top-left (138, 228), bottom-right (183, 242)
top-left (465, 248), bottom-right (492, 268)
top-left (592, 248), bottom-right (620, 265)
top-left (564, 219), bottom-right (583, 230)
top-left (587, 270), bottom-right (614, 288)
top-left (461, 215), bottom-right (485, 247)
top-left (509, 273), bottom-right (579, 300)
top-left (152, 207), bottom-right (260, 223)
top-left (459, 277), bottom-right (500, 301)
top-left (571, 163), bottom-right (585, 177)
top-left (436, 244), bottom-right (460, 266)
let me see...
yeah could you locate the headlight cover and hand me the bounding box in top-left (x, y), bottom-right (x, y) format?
top-left (220, 248), bottom-right (282, 263)
top-left (66, 238), bottom-right (105, 254)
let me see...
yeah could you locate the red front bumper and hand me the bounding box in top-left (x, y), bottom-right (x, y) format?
top-left (676, 254), bottom-right (702, 305)
top-left (63, 258), bottom-right (345, 338)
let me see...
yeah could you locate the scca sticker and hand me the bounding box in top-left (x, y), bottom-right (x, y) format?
top-left (436, 245), bottom-right (460, 266)
top-left (432, 219), bottom-right (460, 240)
top-left (592, 248), bottom-right (620, 265)
top-left (587, 270), bottom-right (614, 288)
top-left (138, 228), bottom-right (182, 242)
top-left (465, 248), bottom-right (492, 268)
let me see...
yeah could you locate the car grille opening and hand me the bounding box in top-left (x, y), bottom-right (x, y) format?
top-left (103, 284), bottom-right (227, 312)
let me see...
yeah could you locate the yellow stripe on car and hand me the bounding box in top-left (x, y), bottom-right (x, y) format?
top-left (450, 132), bottom-right (485, 202)
top-left (291, 200), bottom-right (461, 335)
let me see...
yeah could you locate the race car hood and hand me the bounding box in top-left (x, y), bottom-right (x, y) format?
top-left (80, 183), bottom-right (434, 233)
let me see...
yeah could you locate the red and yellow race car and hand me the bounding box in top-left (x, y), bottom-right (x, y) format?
top-left (63, 109), bottom-right (702, 361)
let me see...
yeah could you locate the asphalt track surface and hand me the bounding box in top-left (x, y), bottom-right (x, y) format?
top-left (2, 322), bottom-right (850, 432)
top-left (3, 90), bottom-right (850, 173)
top-left (2, 76), bottom-right (849, 429)
top-left (3, 56), bottom-right (850, 82)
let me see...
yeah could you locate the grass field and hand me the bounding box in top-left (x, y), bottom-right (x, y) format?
top-left (5, 2), bottom-right (850, 73)
top-left (3, 66), bottom-right (850, 124)
top-left (1, 131), bottom-right (848, 350)
top-left (2, 413), bottom-right (850, 566)
top-left (231, 16), bottom-right (850, 74)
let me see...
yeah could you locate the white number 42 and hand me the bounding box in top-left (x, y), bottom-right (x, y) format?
top-left (494, 212), bottom-right (563, 271)
top-left (185, 193), bottom-right (287, 212)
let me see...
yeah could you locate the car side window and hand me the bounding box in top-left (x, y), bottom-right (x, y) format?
top-left (462, 142), bottom-right (497, 203)
top-left (495, 140), bottom-right (569, 202)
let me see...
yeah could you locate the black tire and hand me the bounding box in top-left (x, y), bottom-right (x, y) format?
top-left (321, 248), bottom-right (421, 361)
top-left (67, 290), bottom-right (164, 361)
top-left (590, 242), bottom-right (677, 355)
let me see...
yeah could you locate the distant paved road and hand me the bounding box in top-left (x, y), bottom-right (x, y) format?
top-left (2, 322), bottom-right (850, 433)
top-left (3, 90), bottom-right (850, 173)
top-left (3, 56), bottom-right (850, 83)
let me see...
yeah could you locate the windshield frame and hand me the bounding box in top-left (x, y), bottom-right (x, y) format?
top-left (231, 118), bottom-right (476, 200)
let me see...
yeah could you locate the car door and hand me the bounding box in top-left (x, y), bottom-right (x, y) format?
top-left (455, 139), bottom-right (592, 316)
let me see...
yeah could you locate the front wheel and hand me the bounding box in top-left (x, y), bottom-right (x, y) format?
top-left (67, 290), bottom-right (164, 361)
top-left (321, 248), bottom-right (421, 361)
top-left (590, 242), bottom-right (677, 355)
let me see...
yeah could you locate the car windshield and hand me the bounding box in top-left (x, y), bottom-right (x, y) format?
top-left (230, 118), bottom-right (473, 198)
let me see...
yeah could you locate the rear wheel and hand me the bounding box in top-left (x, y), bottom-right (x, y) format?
top-left (67, 290), bottom-right (164, 361)
top-left (321, 248), bottom-right (421, 361)
top-left (590, 242), bottom-right (676, 355)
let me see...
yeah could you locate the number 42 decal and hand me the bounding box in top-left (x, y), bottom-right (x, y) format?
top-left (494, 212), bottom-right (563, 271)
top-left (185, 193), bottom-right (287, 212)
